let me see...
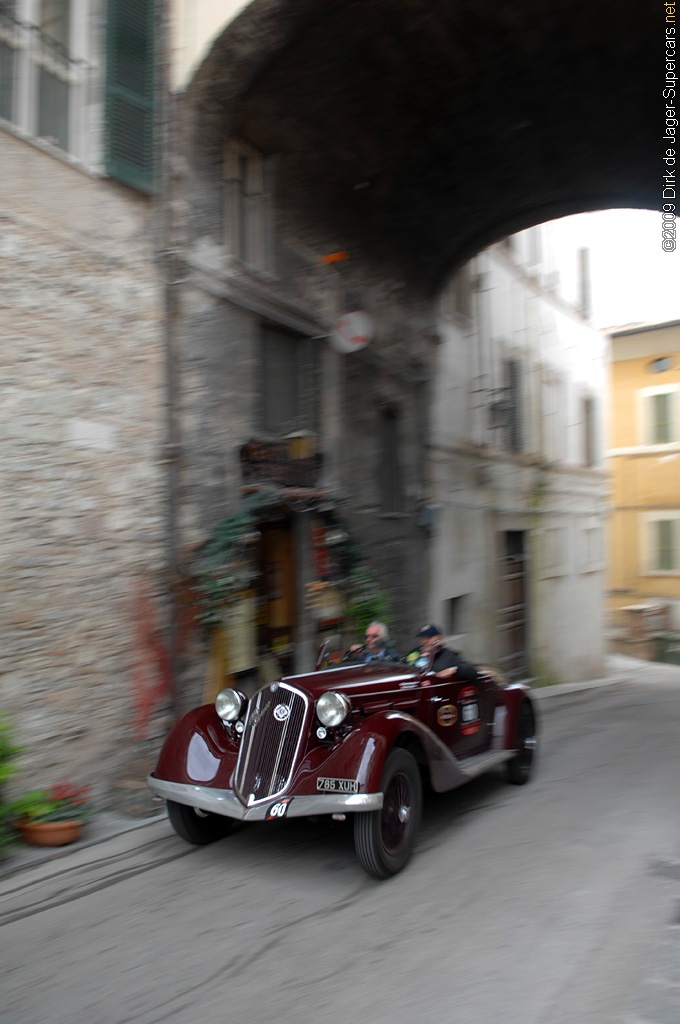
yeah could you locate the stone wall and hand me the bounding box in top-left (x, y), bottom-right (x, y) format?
top-left (0, 132), bottom-right (167, 800)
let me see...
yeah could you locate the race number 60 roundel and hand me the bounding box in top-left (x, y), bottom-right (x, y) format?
top-left (266, 798), bottom-right (293, 821)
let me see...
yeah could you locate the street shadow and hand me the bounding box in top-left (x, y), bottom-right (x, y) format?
top-left (190, 768), bottom-right (514, 881)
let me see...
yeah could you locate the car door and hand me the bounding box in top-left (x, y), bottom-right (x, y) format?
top-left (421, 672), bottom-right (490, 757)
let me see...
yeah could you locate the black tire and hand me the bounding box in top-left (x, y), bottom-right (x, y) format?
top-left (354, 749), bottom-right (422, 879)
top-left (506, 702), bottom-right (537, 785)
top-left (166, 800), bottom-right (237, 845)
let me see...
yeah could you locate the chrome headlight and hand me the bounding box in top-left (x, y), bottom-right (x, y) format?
top-left (316, 691), bottom-right (351, 728)
top-left (215, 688), bottom-right (245, 723)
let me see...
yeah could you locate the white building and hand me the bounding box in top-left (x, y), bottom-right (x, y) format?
top-left (429, 226), bottom-right (608, 682)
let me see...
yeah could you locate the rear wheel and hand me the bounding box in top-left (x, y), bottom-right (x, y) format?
top-left (166, 800), bottom-right (237, 845)
top-left (506, 702), bottom-right (537, 785)
top-left (354, 749), bottom-right (422, 879)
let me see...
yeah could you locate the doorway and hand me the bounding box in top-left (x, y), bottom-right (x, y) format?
top-left (497, 531), bottom-right (528, 680)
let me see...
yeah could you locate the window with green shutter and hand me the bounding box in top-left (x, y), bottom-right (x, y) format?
top-left (652, 392), bottom-right (673, 444)
top-left (655, 520), bottom-right (675, 572)
top-left (645, 516), bottom-right (680, 573)
top-left (105, 0), bottom-right (154, 194)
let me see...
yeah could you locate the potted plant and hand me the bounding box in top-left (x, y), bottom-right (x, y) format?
top-left (0, 713), bottom-right (21, 858)
top-left (10, 782), bottom-right (92, 847)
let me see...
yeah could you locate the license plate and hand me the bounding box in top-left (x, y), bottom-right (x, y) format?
top-left (316, 777), bottom-right (359, 793)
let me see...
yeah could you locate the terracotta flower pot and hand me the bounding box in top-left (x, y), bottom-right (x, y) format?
top-left (18, 820), bottom-right (83, 847)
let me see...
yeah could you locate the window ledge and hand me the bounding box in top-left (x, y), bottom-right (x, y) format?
top-left (186, 251), bottom-right (324, 337)
top-left (608, 443), bottom-right (680, 457)
top-left (0, 118), bottom-right (102, 178)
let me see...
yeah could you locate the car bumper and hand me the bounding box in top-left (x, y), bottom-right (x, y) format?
top-left (146, 775), bottom-right (383, 821)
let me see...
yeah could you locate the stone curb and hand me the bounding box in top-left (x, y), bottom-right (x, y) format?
top-left (0, 811), bottom-right (167, 881)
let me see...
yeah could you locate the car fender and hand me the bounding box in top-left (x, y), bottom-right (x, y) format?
top-left (293, 711), bottom-right (472, 794)
top-left (154, 705), bottom-right (239, 787)
top-left (499, 685), bottom-right (537, 748)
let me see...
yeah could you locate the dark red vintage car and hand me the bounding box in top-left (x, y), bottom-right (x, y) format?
top-left (147, 645), bottom-right (537, 878)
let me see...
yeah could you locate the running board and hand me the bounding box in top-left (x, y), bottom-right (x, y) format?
top-left (458, 749), bottom-right (514, 779)
top-left (429, 745), bottom-right (515, 792)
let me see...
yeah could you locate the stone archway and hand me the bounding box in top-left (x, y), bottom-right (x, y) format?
top-left (173, 0), bottom-right (662, 674)
top-left (185, 0), bottom-right (660, 294)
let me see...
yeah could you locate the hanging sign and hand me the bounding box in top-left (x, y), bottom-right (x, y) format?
top-left (330, 311), bottom-right (374, 354)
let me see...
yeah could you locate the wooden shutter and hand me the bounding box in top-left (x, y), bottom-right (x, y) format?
top-left (656, 520), bottom-right (675, 571)
top-left (105, 0), bottom-right (154, 194)
top-left (652, 392), bottom-right (673, 444)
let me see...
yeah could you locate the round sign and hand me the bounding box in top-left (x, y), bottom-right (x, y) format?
top-left (330, 310), bottom-right (374, 354)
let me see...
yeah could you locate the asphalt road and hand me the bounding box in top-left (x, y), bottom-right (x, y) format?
top-left (2, 659), bottom-right (680, 1024)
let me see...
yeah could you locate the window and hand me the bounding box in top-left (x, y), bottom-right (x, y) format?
top-left (648, 356), bottom-right (674, 374)
top-left (527, 227), bottom-right (542, 270)
top-left (0, 0), bottom-right (94, 162)
top-left (642, 513), bottom-right (680, 574)
top-left (582, 395), bottom-right (597, 467)
top-left (446, 595), bottom-right (469, 634)
top-left (378, 406), bottom-right (404, 512)
top-left (542, 373), bottom-right (565, 462)
top-left (439, 264), bottom-right (473, 320)
top-left (261, 325), bottom-right (319, 436)
top-left (37, 0), bottom-right (70, 148)
top-left (0, 0), bottom-right (154, 189)
top-left (225, 138), bottom-right (272, 272)
top-left (578, 520), bottom-right (604, 573)
top-left (503, 359), bottom-right (522, 453)
top-left (640, 386), bottom-right (679, 445)
top-left (105, 0), bottom-right (155, 193)
top-left (0, 3), bottom-right (17, 123)
top-left (538, 524), bottom-right (569, 578)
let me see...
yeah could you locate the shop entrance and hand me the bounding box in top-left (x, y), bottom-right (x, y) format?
top-left (257, 520), bottom-right (296, 676)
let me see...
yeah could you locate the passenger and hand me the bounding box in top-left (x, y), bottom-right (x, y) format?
top-left (345, 621), bottom-right (400, 663)
top-left (414, 625), bottom-right (478, 682)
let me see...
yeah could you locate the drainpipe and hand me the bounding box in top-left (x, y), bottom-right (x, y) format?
top-left (154, 0), bottom-right (179, 714)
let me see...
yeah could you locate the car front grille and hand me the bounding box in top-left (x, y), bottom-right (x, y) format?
top-left (233, 683), bottom-right (310, 805)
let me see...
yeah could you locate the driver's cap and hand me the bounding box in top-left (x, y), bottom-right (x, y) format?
top-left (417, 624), bottom-right (441, 638)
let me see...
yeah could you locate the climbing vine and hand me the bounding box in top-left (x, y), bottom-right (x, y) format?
top-left (193, 490), bottom-right (281, 627)
top-left (192, 493), bottom-right (393, 638)
top-left (342, 564), bottom-right (392, 636)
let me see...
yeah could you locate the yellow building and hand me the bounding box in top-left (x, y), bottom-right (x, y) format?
top-left (608, 320), bottom-right (680, 639)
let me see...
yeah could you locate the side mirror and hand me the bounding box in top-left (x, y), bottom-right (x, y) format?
top-left (316, 639), bottom-right (330, 670)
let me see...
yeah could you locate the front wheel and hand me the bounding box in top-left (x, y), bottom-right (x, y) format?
top-left (354, 749), bottom-right (422, 879)
top-left (166, 800), bottom-right (237, 845)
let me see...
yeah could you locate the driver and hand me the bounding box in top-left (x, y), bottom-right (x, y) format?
top-left (415, 625), bottom-right (478, 681)
top-left (346, 621), bottom-right (400, 663)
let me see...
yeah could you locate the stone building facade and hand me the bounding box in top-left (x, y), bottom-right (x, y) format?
top-left (1, 0), bottom-right (168, 797)
top-left (0, 131), bottom-right (166, 795)
top-left (430, 229), bottom-right (608, 683)
top-left (0, 0), bottom-right (618, 796)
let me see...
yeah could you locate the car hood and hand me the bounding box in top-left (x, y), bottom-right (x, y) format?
top-left (275, 662), bottom-right (421, 702)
